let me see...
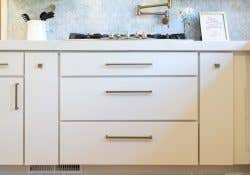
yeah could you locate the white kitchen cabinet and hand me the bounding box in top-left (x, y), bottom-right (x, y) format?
top-left (61, 122), bottom-right (198, 165)
top-left (61, 52), bottom-right (198, 76)
top-left (61, 77), bottom-right (197, 121)
top-left (234, 52), bottom-right (250, 164)
top-left (200, 52), bottom-right (234, 165)
top-left (0, 78), bottom-right (23, 165)
top-left (0, 49), bottom-right (242, 167)
top-left (25, 53), bottom-right (58, 165)
top-left (0, 52), bottom-right (24, 76)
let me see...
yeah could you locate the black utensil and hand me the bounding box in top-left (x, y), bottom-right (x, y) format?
top-left (44, 12), bottom-right (55, 20)
top-left (21, 13), bottom-right (30, 22)
top-left (40, 11), bottom-right (47, 21)
top-left (44, 4), bottom-right (56, 20)
top-left (39, 4), bottom-right (56, 21)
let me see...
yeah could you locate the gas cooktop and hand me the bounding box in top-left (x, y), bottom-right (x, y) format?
top-left (69, 33), bottom-right (186, 40)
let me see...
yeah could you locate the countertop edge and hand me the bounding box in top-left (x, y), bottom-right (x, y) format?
top-left (0, 40), bottom-right (249, 51)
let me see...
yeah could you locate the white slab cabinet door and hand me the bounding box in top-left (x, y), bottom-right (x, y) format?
top-left (234, 53), bottom-right (250, 164)
top-left (200, 52), bottom-right (234, 165)
top-left (25, 53), bottom-right (58, 165)
top-left (0, 78), bottom-right (23, 165)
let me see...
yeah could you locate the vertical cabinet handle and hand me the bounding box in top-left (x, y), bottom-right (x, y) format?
top-left (14, 83), bottom-right (19, 110)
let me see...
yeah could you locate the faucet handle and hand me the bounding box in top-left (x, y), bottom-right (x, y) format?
top-left (162, 11), bottom-right (170, 26)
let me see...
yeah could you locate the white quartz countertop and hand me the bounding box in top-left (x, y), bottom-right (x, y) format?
top-left (0, 40), bottom-right (250, 51)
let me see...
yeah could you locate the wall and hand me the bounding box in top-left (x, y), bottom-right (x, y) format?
top-left (1, 0), bottom-right (8, 39)
top-left (7, 0), bottom-right (250, 40)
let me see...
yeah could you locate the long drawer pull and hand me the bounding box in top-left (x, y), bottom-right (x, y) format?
top-left (0, 63), bottom-right (9, 67)
top-left (105, 135), bottom-right (153, 140)
top-left (105, 63), bottom-right (153, 66)
top-left (106, 90), bottom-right (153, 94)
top-left (14, 83), bottom-right (19, 110)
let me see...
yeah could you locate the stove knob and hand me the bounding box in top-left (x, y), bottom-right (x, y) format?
top-left (135, 32), bottom-right (140, 38)
top-left (114, 33), bottom-right (121, 39)
top-left (109, 34), bottom-right (114, 39)
top-left (142, 32), bottom-right (147, 39)
top-left (125, 33), bottom-right (130, 39)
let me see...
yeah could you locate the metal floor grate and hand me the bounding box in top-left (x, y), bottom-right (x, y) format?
top-left (28, 165), bottom-right (82, 175)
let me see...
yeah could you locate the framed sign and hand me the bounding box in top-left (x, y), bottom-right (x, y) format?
top-left (199, 12), bottom-right (229, 41)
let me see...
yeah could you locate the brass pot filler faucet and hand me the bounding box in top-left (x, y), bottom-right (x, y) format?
top-left (136, 0), bottom-right (172, 26)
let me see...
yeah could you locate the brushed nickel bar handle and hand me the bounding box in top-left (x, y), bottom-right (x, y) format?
top-left (0, 63), bottom-right (9, 67)
top-left (14, 83), bottom-right (19, 110)
top-left (105, 90), bottom-right (153, 94)
top-left (105, 135), bottom-right (153, 140)
top-left (105, 63), bottom-right (153, 66)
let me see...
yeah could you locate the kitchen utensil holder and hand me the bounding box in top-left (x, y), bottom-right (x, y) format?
top-left (27, 20), bottom-right (47, 41)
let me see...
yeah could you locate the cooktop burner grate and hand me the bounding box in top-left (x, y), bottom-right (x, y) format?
top-left (69, 33), bottom-right (186, 40)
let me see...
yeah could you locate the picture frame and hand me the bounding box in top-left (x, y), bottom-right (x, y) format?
top-left (1, 0), bottom-right (7, 40)
top-left (199, 12), bottom-right (229, 41)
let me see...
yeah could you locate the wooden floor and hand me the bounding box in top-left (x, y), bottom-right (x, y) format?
top-left (1, 166), bottom-right (250, 175)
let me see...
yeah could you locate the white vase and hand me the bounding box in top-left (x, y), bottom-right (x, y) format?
top-left (26, 20), bottom-right (47, 41)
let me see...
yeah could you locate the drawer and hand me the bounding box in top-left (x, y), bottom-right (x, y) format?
top-left (0, 52), bottom-right (23, 76)
top-left (61, 52), bottom-right (198, 76)
top-left (61, 77), bottom-right (197, 121)
top-left (60, 122), bottom-right (198, 165)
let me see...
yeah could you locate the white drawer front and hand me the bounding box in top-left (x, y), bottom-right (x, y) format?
top-left (61, 77), bottom-right (197, 121)
top-left (61, 52), bottom-right (198, 76)
top-left (60, 122), bottom-right (198, 165)
top-left (0, 52), bottom-right (23, 76)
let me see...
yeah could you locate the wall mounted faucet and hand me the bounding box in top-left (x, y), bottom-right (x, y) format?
top-left (136, 0), bottom-right (172, 25)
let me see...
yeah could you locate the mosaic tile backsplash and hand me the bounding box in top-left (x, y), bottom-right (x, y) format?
top-left (7, 0), bottom-right (250, 40)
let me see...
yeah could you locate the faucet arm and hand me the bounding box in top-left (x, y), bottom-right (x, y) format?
top-left (138, 3), bottom-right (168, 10)
top-left (138, 11), bottom-right (168, 16)
top-left (137, 0), bottom-right (172, 10)
top-left (136, 0), bottom-right (172, 25)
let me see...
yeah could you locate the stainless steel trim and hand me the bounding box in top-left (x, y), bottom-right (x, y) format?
top-left (105, 90), bottom-right (153, 94)
top-left (105, 63), bottom-right (153, 66)
top-left (15, 83), bottom-right (19, 110)
top-left (105, 135), bottom-right (153, 140)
